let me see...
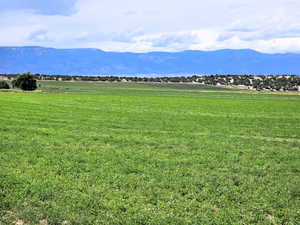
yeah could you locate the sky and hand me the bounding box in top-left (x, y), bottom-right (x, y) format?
top-left (1, 0), bottom-right (300, 53)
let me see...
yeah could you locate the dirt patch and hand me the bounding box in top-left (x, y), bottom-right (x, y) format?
top-left (39, 219), bottom-right (48, 225)
top-left (15, 219), bottom-right (24, 225)
top-left (231, 135), bottom-right (300, 143)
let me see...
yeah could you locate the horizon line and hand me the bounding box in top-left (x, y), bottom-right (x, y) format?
top-left (1, 45), bottom-right (299, 55)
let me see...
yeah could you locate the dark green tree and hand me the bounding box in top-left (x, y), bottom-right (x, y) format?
top-left (0, 80), bottom-right (10, 89)
top-left (12, 73), bottom-right (38, 91)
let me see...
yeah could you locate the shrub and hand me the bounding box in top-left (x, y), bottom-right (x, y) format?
top-left (12, 73), bottom-right (38, 91)
top-left (0, 80), bottom-right (10, 89)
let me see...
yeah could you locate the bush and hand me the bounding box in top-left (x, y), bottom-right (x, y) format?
top-left (12, 73), bottom-right (38, 91)
top-left (0, 80), bottom-right (10, 89)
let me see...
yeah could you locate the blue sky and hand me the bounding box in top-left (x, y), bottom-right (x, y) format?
top-left (1, 0), bottom-right (300, 53)
top-left (0, 0), bottom-right (76, 15)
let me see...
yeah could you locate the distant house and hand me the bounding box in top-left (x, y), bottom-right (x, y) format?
top-left (0, 76), bottom-right (9, 81)
top-left (253, 76), bottom-right (263, 80)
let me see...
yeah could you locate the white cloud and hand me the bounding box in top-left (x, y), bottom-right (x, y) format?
top-left (1, 0), bottom-right (300, 53)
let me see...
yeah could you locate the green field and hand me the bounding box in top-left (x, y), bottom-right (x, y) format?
top-left (1, 81), bottom-right (300, 225)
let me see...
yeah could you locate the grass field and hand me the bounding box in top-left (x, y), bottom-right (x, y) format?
top-left (1, 81), bottom-right (300, 225)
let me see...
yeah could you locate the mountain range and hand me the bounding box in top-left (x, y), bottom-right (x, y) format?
top-left (1, 46), bottom-right (299, 75)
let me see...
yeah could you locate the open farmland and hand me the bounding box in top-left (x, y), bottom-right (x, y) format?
top-left (1, 81), bottom-right (300, 225)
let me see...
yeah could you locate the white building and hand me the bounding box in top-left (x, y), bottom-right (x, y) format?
top-left (0, 76), bottom-right (9, 81)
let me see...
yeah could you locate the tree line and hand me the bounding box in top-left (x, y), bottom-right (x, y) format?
top-left (0, 73), bottom-right (37, 91)
top-left (1, 73), bottom-right (300, 91)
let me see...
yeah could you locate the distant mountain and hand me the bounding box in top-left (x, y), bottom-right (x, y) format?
top-left (0, 46), bottom-right (299, 75)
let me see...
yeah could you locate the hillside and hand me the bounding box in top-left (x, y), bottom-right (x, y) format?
top-left (1, 46), bottom-right (300, 75)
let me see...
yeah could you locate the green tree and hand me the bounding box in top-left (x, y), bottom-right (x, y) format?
top-left (0, 80), bottom-right (10, 89)
top-left (12, 72), bottom-right (38, 91)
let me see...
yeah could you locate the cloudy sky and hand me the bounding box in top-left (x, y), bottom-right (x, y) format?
top-left (1, 0), bottom-right (300, 53)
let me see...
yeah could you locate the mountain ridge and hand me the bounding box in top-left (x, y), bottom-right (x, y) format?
top-left (1, 46), bottom-right (299, 75)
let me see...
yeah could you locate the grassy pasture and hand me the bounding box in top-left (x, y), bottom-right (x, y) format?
top-left (1, 81), bottom-right (300, 225)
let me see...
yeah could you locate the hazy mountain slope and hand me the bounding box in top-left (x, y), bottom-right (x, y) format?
top-left (0, 46), bottom-right (299, 75)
